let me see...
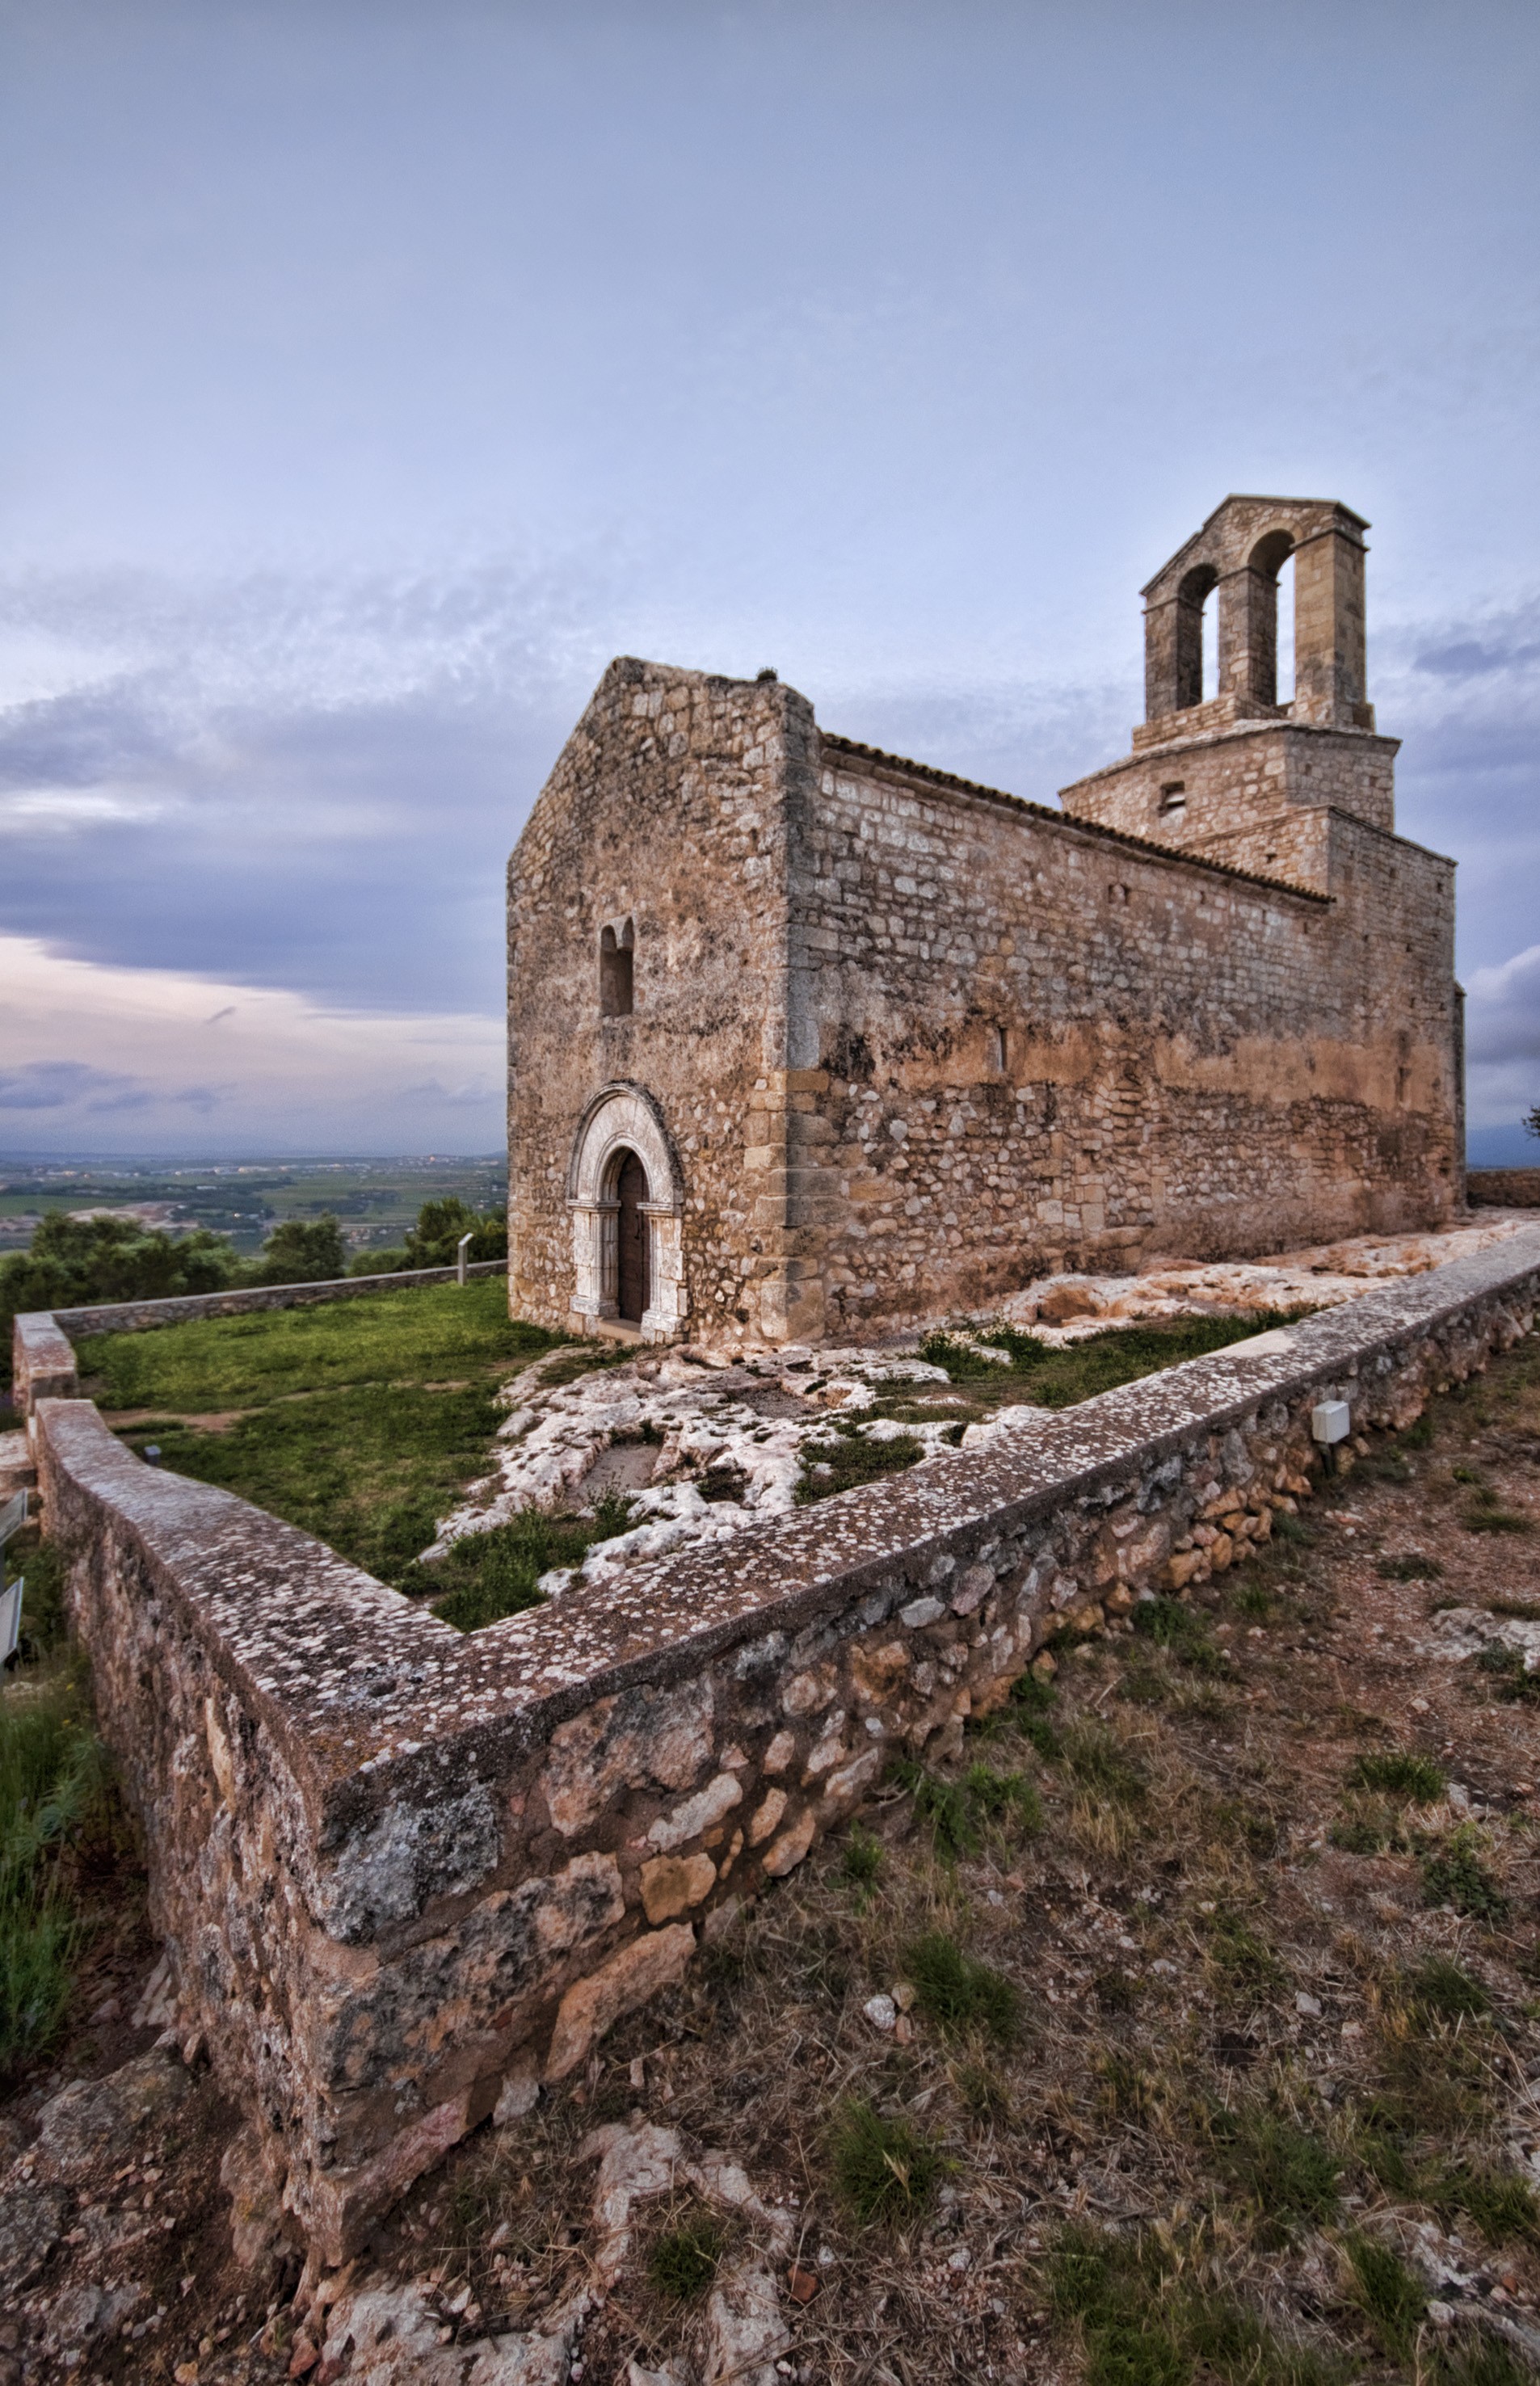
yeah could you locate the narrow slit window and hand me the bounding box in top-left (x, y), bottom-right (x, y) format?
top-left (991, 1024), bottom-right (1007, 1072)
top-left (600, 919), bottom-right (634, 1017)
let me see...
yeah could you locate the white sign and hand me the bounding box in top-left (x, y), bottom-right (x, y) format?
top-left (0, 1578), bottom-right (21, 1662)
top-left (0, 1489), bottom-right (26, 1546)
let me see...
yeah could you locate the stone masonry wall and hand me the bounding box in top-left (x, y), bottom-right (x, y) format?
top-left (506, 659), bottom-right (823, 1344)
top-left (1061, 719), bottom-right (1399, 868)
top-left (26, 1230), bottom-right (1540, 2263)
top-left (783, 743), bottom-right (1457, 1336)
top-left (1469, 1170), bottom-right (1540, 1208)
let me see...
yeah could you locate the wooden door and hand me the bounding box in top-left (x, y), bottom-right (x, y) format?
top-left (616, 1151), bottom-right (650, 1323)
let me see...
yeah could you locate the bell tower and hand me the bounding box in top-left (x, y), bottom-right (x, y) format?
top-left (1060, 494), bottom-right (1399, 885)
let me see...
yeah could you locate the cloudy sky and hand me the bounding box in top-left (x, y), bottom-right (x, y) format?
top-left (2, 0), bottom-right (1538, 1158)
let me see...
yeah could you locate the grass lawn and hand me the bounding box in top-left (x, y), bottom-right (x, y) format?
top-left (76, 1280), bottom-right (564, 1597)
top-left (891, 1311), bottom-right (1308, 1422)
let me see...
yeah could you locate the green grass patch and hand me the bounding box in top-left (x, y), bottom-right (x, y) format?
top-left (1132, 1596), bottom-right (1229, 1673)
top-left (0, 1672), bottom-right (108, 2072)
top-left (1009, 1669), bottom-right (1062, 1757)
top-left (1475, 1643), bottom-right (1540, 1705)
top-left (1058, 1720), bottom-right (1147, 1805)
top-left (889, 1757), bottom-right (1041, 1858)
top-left (841, 1828), bottom-right (883, 1892)
top-left (1331, 1795), bottom-right (1412, 1856)
top-left (1343, 2236), bottom-right (1425, 2359)
top-left (1204, 1908), bottom-right (1285, 1993)
top-left (1209, 2105), bottom-right (1340, 2237)
top-left (1377, 1551), bottom-right (1442, 1580)
top-left (1437, 2165), bottom-right (1540, 2247)
top-left (77, 1276), bottom-right (556, 1408)
top-left (120, 1382), bottom-right (508, 1591)
top-left (1402, 1955), bottom-right (1489, 2023)
top-left (1042, 2222), bottom-right (1343, 2386)
top-left (831, 2099), bottom-right (942, 2226)
top-left (646, 2210), bottom-right (726, 2300)
top-left (903, 1929), bottom-right (1019, 2040)
top-left (82, 1281), bottom-right (571, 1592)
top-left (403, 1494), bottom-right (637, 1631)
top-left (1423, 1826), bottom-right (1508, 1922)
top-left (922, 1309), bottom-right (1307, 1412)
top-left (795, 1425), bottom-right (925, 1503)
top-left (1346, 1748), bottom-right (1445, 1801)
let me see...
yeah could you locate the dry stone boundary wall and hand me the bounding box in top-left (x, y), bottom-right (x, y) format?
top-left (19, 1231), bottom-right (1540, 2263)
top-left (1468, 1170), bottom-right (1540, 1210)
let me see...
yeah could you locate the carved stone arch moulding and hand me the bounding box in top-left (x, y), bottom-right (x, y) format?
top-left (566, 1081), bottom-right (688, 1341)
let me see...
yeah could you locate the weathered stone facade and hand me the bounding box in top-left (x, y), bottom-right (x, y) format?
top-left (507, 497), bottom-right (1461, 1349)
top-left (23, 1231), bottom-right (1540, 2257)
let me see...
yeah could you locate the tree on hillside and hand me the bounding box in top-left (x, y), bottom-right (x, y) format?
top-left (250, 1214), bottom-right (347, 1286)
top-left (1, 1213), bottom-right (239, 1374)
top-left (347, 1197), bottom-right (507, 1277)
top-left (1526, 1100), bottom-right (1539, 1140)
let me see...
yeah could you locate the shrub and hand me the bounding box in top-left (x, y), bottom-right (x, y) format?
top-left (1377, 1552), bottom-right (1441, 1580)
top-left (831, 2099), bottom-right (941, 2224)
top-left (904, 1929), bottom-right (1019, 2040)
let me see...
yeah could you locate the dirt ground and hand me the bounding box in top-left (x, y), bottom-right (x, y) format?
top-left (6, 1319), bottom-right (1540, 2386)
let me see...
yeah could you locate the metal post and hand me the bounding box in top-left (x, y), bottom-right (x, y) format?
top-left (457, 1232), bottom-right (473, 1286)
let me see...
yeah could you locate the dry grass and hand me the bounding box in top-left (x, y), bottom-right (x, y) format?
top-left (16, 1323), bottom-right (1540, 2384)
top-left (356, 1320), bottom-right (1540, 2385)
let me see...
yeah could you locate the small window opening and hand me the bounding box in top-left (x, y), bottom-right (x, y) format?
top-left (990, 1024), bottom-right (1007, 1072)
top-left (1109, 882), bottom-right (1130, 907)
top-left (600, 919), bottom-right (634, 1017)
top-left (1159, 781), bottom-right (1187, 818)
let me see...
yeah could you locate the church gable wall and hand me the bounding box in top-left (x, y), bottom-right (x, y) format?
top-left (507, 659), bottom-right (814, 1339)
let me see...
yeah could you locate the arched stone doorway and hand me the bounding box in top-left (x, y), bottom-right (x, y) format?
top-left (610, 1148), bottom-right (650, 1322)
top-left (566, 1083), bottom-right (687, 1340)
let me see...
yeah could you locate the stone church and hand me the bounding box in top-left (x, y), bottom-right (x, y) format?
top-left (506, 495), bottom-right (1462, 1347)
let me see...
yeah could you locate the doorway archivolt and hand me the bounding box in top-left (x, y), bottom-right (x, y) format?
top-left (566, 1083), bottom-right (686, 1340)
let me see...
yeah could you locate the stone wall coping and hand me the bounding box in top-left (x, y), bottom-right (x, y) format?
top-left (33, 1226), bottom-right (1540, 1847)
top-left (819, 732), bottom-right (1332, 906)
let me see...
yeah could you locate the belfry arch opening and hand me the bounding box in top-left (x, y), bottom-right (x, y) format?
top-left (1175, 563), bottom-right (1218, 709)
top-left (604, 1147), bottom-right (650, 1322)
top-left (1247, 528), bottom-right (1296, 709)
